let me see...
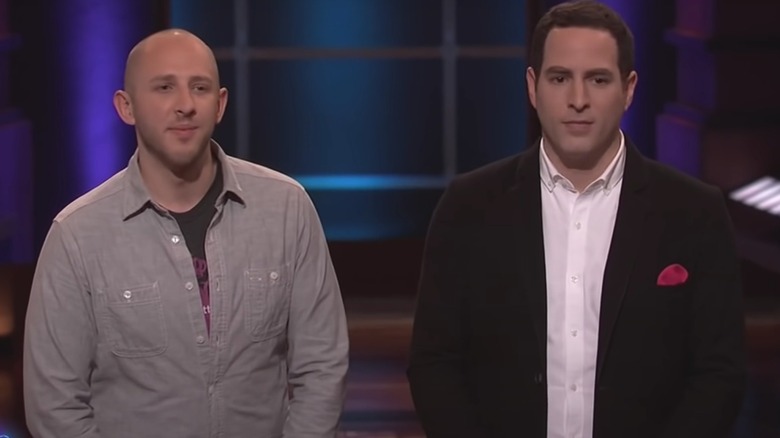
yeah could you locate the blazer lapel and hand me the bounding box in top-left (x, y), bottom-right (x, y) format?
top-left (512, 145), bottom-right (548, 365)
top-left (596, 141), bottom-right (651, 381)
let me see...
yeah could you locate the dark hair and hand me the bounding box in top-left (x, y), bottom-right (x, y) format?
top-left (529, 0), bottom-right (634, 81)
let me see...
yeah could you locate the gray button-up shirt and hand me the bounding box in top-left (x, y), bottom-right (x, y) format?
top-left (23, 143), bottom-right (349, 437)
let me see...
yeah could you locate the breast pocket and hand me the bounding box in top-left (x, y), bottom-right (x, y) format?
top-left (97, 282), bottom-right (168, 358)
top-left (244, 265), bottom-right (291, 342)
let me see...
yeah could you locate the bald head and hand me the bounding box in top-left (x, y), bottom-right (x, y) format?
top-left (113, 28), bottom-right (229, 179)
top-left (123, 29), bottom-right (220, 93)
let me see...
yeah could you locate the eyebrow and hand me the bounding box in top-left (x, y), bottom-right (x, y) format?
top-left (149, 74), bottom-right (215, 84)
top-left (543, 66), bottom-right (615, 77)
top-left (584, 68), bottom-right (614, 78)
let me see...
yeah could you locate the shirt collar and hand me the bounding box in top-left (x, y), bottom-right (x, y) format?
top-left (539, 130), bottom-right (626, 195)
top-left (122, 139), bottom-right (246, 219)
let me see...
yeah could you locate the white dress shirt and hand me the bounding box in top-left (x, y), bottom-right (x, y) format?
top-left (541, 133), bottom-right (626, 438)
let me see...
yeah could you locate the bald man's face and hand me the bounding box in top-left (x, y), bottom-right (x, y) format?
top-left (114, 33), bottom-right (227, 171)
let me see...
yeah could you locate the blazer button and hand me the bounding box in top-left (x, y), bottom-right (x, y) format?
top-left (534, 373), bottom-right (543, 384)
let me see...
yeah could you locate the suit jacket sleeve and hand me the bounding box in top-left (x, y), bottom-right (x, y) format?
top-left (662, 189), bottom-right (746, 437)
top-left (407, 180), bottom-right (488, 438)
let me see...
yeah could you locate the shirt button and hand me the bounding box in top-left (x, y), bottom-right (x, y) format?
top-left (185, 282), bottom-right (194, 290)
top-left (171, 235), bottom-right (181, 244)
top-left (571, 329), bottom-right (578, 337)
top-left (208, 385), bottom-right (215, 395)
top-left (575, 222), bottom-right (582, 230)
top-left (123, 290), bottom-right (132, 300)
top-left (269, 271), bottom-right (279, 281)
top-left (570, 384), bottom-right (578, 392)
top-left (196, 336), bottom-right (205, 344)
top-left (571, 275), bottom-right (579, 284)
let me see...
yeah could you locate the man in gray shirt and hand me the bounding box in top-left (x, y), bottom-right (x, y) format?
top-left (23, 28), bottom-right (349, 438)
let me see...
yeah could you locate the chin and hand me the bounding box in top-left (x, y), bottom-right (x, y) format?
top-left (553, 136), bottom-right (581, 147)
top-left (551, 141), bottom-right (594, 157)
top-left (160, 148), bottom-right (204, 170)
top-left (170, 140), bottom-right (209, 158)
top-left (564, 145), bottom-right (599, 158)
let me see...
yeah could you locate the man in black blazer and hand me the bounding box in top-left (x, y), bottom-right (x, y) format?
top-left (407, 1), bottom-right (746, 437)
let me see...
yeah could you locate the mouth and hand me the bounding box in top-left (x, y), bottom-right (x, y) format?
top-left (168, 126), bottom-right (198, 140)
top-left (562, 121), bottom-right (593, 134)
top-left (168, 126), bottom-right (198, 132)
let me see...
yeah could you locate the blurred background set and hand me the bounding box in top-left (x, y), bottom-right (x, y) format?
top-left (1, 0), bottom-right (780, 436)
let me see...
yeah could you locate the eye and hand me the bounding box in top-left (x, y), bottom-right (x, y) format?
top-left (193, 84), bottom-right (210, 93)
top-left (592, 76), bottom-right (611, 85)
top-left (550, 75), bottom-right (566, 84)
top-left (155, 84), bottom-right (173, 92)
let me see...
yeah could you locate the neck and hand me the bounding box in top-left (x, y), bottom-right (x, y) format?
top-left (137, 146), bottom-right (217, 213)
top-left (544, 132), bottom-right (621, 192)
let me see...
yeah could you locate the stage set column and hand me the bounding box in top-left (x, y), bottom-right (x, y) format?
top-left (0, 0), bottom-right (32, 264)
top-left (657, 0), bottom-right (780, 189)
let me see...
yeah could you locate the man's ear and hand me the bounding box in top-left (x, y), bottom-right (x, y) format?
top-left (113, 90), bottom-right (136, 125)
top-left (526, 67), bottom-right (538, 110)
top-left (215, 87), bottom-right (229, 124)
top-left (623, 70), bottom-right (638, 110)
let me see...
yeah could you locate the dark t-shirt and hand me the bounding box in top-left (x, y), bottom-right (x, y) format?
top-left (171, 163), bottom-right (223, 334)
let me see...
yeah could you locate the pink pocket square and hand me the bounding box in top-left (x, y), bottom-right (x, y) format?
top-left (657, 263), bottom-right (688, 286)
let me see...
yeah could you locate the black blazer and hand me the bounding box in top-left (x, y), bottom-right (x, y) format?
top-left (407, 139), bottom-right (746, 438)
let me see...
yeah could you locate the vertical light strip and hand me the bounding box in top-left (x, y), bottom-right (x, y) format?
top-left (61, 1), bottom-right (138, 192)
top-left (234, 0), bottom-right (251, 159)
top-left (442, 0), bottom-right (458, 178)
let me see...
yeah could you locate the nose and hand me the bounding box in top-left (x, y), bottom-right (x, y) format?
top-left (175, 89), bottom-right (196, 117)
top-left (568, 80), bottom-right (590, 112)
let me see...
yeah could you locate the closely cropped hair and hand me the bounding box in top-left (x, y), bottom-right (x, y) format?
top-left (529, 0), bottom-right (635, 81)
